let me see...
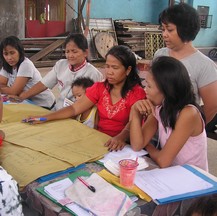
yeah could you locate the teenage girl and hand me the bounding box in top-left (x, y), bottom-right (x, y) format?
top-left (130, 56), bottom-right (208, 171)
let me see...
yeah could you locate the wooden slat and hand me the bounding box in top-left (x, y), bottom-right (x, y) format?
top-left (34, 60), bottom-right (58, 68)
top-left (21, 40), bottom-right (55, 45)
top-left (30, 39), bottom-right (65, 62)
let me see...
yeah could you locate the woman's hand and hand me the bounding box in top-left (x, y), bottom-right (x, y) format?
top-left (132, 99), bottom-right (155, 118)
top-left (22, 116), bottom-right (47, 124)
top-left (104, 136), bottom-right (126, 151)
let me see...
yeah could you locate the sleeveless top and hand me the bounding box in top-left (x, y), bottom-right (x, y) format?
top-left (155, 105), bottom-right (208, 171)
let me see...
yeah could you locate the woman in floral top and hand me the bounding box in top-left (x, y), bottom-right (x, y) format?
top-left (23, 45), bottom-right (146, 151)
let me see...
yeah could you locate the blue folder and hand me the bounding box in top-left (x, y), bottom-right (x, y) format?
top-left (155, 164), bottom-right (217, 205)
top-left (36, 164), bottom-right (86, 183)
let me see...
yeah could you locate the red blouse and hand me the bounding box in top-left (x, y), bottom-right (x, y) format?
top-left (86, 82), bottom-right (146, 137)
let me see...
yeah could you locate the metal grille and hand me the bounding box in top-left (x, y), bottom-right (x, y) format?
top-left (144, 31), bottom-right (165, 59)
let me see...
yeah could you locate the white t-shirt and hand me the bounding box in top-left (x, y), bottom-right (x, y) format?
top-left (42, 59), bottom-right (103, 110)
top-left (154, 48), bottom-right (217, 104)
top-left (0, 58), bottom-right (55, 108)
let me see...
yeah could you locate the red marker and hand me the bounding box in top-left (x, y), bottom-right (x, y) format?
top-left (77, 176), bottom-right (96, 193)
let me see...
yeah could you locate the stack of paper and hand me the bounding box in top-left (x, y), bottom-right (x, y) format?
top-left (99, 145), bottom-right (149, 176)
top-left (43, 177), bottom-right (90, 215)
top-left (134, 165), bottom-right (217, 204)
top-left (37, 170), bottom-right (136, 216)
top-left (65, 173), bottom-right (133, 216)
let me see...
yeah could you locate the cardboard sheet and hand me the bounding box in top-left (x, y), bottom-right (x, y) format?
top-left (0, 142), bottom-right (72, 188)
top-left (0, 104), bottom-right (110, 187)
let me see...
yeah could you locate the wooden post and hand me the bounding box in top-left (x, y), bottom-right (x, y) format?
top-left (84, 0), bottom-right (91, 37)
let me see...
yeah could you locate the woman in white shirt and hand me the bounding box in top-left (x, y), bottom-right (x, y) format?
top-left (0, 36), bottom-right (55, 109)
top-left (18, 33), bottom-right (103, 110)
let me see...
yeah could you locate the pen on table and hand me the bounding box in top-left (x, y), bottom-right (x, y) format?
top-left (22, 117), bottom-right (47, 123)
top-left (77, 176), bottom-right (96, 193)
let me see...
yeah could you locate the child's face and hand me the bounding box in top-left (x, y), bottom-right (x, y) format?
top-left (3, 45), bottom-right (20, 68)
top-left (65, 41), bottom-right (87, 67)
top-left (72, 85), bottom-right (86, 102)
top-left (145, 72), bottom-right (164, 106)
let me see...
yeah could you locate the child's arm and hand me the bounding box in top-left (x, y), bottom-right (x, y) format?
top-left (146, 106), bottom-right (203, 168)
top-left (93, 109), bottom-right (98, 129)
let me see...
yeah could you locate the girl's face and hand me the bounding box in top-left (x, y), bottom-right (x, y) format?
top-left (72, 85), bottom-right (86, 102)
top-left (145, 72), bottom-right (164, 106)
top-left (104, 54), bottom-right (131, 86)
top-left (161, 22), bottom-right (183, 50)
top-left (3, 45), bottom-right (20, 68)
top-left (65, 41), bottom-right (87, 67)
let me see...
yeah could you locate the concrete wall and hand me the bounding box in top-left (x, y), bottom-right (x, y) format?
top-left (81, 0), bottom-right (167, 23)
top-left (82, 0), bottom-right (217, 47)
top-left (0, 0), bottom-right (216, 47)
top-left (193, 0), bottom-right (217, 47)
top-left (0, 0), bottom-right (25, 40)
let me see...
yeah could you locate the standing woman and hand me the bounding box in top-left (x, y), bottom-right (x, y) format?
top-left (23, 45), bottom-right (146, 151)
top-left (0, 36), bottom-right (55, 109)
top-left (19, 33), bottom-right (103, 110)
top-left (155, 3), bottom-right (217, 133)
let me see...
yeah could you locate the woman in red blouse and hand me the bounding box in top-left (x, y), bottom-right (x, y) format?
top-left (23, 45), bottom-right (146, 151)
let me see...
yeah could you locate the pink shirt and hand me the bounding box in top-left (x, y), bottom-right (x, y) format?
top-left (86, 82), bottom-right (146, 137)
top-left (155, 105), bottom-right (208, 171)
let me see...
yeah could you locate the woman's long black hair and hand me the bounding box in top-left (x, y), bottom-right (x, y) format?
top-left (151, 56), bottom-right (205, 129)
top-left (0, 36), bottom-right (25, 74)
top-left (105, 45), bottom-right (142, 98)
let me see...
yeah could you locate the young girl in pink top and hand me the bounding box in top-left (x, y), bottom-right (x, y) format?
top-left (130, 56), bottom-right (208, 171)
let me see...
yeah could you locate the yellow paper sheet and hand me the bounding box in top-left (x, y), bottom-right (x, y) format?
top-left (0, 104), bottom-right (110, 187)
top-left (0, 142), bottom-right (72, 189)
top-left (1, 120), bottom-right (109, 166)
top-left (98, 169), bottom-right (152, 202)
top-left (2, 104), bottom-right (50, 124)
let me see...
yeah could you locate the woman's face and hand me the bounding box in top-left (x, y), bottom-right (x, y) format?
top-left (161, 22), bottom-right (183, 50)
top-left (65, 41), bottom-right (87, 67)
top-left (104, 54), bottom-right (131, 86)
top-left (3, 45), bottom-right (20, 68)
top-left (145, 72), bottom-right (164, 106)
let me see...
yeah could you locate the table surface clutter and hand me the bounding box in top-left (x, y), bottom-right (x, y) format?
top-left (1, 103), bottom-right (217, 216)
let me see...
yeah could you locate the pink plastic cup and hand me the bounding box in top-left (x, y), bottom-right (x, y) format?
top-left (119, 159), bottom-right (139, 188)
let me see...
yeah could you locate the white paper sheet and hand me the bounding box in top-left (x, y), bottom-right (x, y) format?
top-left (99, 145), bottom-right (148, 176)
top-left (44, 178), bottom-right (90, 216)
top-left (135, 166), bottom-right (213, 200)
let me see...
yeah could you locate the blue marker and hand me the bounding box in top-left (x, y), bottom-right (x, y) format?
top-left (22, 117), bottom-right (47, 123)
